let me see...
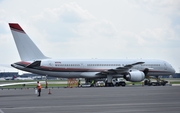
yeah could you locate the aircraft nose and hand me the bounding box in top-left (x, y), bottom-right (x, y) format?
top-left (171, 67), bottom-right (175, 74)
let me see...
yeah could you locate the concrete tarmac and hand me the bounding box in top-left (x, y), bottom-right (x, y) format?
top-left (0, 86), bottom-right (180, 113)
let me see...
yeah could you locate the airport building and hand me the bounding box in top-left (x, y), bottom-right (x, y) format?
top-left (0, 72), bottom-right (18, 78)
top-left (164, 73), bottom-right (180, 78)
top-left (0, 72), bottom-right (60, 80)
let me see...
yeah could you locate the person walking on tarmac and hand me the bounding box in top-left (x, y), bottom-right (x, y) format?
top-left (91, 80), bottom-right (94, 87)
top-left (37, 81), bottom-right (42, 97)
top-left (78, 79), bottom-right (81, 87)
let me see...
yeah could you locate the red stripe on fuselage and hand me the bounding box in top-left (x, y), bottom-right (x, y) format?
top-left (40, 66), bottom-right (106, 72)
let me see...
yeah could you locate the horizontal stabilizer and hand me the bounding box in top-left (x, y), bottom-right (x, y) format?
top-left (26, 61), bottom-right (41, 68)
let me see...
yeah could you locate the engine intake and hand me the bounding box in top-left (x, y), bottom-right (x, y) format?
top-left (124, 70), bottom-right (145, 82)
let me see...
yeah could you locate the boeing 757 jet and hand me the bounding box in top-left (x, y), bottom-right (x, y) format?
top-left (9, 23), bottom-right (175, 86)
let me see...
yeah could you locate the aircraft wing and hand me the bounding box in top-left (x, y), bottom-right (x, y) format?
top-left (123, 62), bottom-right (144, 68)
top-left (99, 62), bottom-right (144, 75)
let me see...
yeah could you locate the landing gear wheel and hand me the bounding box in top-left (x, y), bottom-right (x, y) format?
top-left (144, 80), bottom-right (152, 86)
top-left (161, 82), bottom-right (165, 86)
top-left (156, 82), bottom-right (160, 86)
top-left (148, 82), bottom-right (152, 86)
top-left (120, 82), bottom-right (126, 87)
top-left (161, 81), bottom-right (168, 86)
top-left (144, 80), bottom-right (149, 85)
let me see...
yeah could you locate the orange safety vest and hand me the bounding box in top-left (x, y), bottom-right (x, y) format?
top-left (37, 83), bottom-right (42, 89)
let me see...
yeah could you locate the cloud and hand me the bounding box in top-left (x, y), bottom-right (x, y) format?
top-left (60, 2), bottom-right (95, 23)
top-left (140, 27), bottom-right (176, 42)
top-left (32, 2), bottom-right (95, 23)
top-left (30, 2), bottom-right (117, 44)
top-left (129, 0), bottom-right (180, 29)
top-left (75, 20), bottom-right (117, 37)
top-left (127, 0), bottom-right (180, 49)
top-left (0, 0), bottom-right (179, 72)
top-left (22, 3), bottom-right (94, 46)
top-left (130, 0), bottom-right (180, 16)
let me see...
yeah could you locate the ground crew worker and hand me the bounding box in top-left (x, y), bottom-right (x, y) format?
top-left (37, 81), bottom-right (42, 97)
top-left (78, 79), bottom-right (81, 87)
top-left (91, 80), bottom-right (94, 87)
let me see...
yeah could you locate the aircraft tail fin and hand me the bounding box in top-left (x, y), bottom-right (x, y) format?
top-left (9, 23), bottom-right (48, 61)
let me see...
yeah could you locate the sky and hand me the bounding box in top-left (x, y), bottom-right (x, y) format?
top-left (0, 0), bottom-right (180, 73)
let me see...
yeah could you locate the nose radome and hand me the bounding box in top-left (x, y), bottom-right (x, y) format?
top-left (166, 62), bottom-right (175, 74)
top-left (172, 67), bottom-right (175, 74)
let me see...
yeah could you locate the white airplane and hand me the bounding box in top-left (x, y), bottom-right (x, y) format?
top-left (14, 77), bottom-right (34, 80)
top-left (9, 23), bottom-right (175, 86)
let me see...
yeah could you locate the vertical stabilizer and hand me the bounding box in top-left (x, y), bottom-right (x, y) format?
top-left (9, 23), bottom-right (48, 61)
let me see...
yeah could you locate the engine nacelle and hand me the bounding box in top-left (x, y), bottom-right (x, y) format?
top-left (124, 70), bottom-right (145, 82)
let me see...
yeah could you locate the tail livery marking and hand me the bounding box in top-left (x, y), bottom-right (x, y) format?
top-left (9, 23), bottom-right (25, 33)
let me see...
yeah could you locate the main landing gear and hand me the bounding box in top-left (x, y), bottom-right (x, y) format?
top-left (144, 76), bottom-right (168, 86)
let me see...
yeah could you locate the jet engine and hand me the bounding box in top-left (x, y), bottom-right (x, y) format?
top-left (124, 70), bottom-right (145, 82)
